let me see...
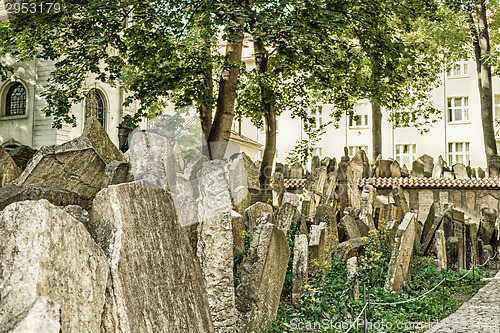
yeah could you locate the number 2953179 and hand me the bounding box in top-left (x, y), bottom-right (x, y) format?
top-left (5, 1), bottom-right (62, 15)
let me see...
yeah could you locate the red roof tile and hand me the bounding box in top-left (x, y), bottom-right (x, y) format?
top-left (357, 177), bottom-right (500, 189)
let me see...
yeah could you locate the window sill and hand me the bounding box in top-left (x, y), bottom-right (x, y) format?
top-left (0, 114), bottom-right (29, 121)
top-left (349, 126), bottom-right (369, 130)
top-left (448, 121), bottom-right (471, 125)
top-left (447, 75), bottom-right (470, 79)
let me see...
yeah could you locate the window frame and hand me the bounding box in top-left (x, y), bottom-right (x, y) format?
top-left (447, 60), bottom-right (469, 78)
top-left (349, 102), bottom-right (369, 129)
top-left (84, 88), bottom-right (107, 130)
top-left (447, 96), bottom-right (469, 124)
top-left (448, 142), bottom-right (470, 166)
top-left (395, 144), bottom-right (417, 167)
top-left (1, 81), bottom-right (29, 119)
top-left (310, 105), bottom-right (323, 129)
top-left (348, 145), bottom-right (368, 158)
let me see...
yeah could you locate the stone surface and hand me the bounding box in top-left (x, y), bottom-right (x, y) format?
top-left (339, 211), bottom-right (369, 241)
top-left (0, 154), bottom-right (21, 187)
top-left (390, 160), bottom-right (402, 178)
top-left (334, 237), bottom-right (367, 260)
top-left (276, 202), bottom-right (299, 235)
top-left (175, 193), bottom-right (198, 227)
top-left (8, 145), bottom-right (37, 170)
top-left (101, 160), bottom-right (130, 189)
top-left (421, 205), bottom-right (444, 254)
top-left (235, 223), bottom-right (290, 333)
top-left (393, 183), bottom-right (409, 215)
top-left (229, 152), bottom-right (260, 192)
top-left (15, 118), bottom-right (125, 198)
top-left (417, 189), bottom-right (434, 225)
top-left (232, 210), bottom-right (246, 254)
top-left (0, 200), bottom-right (108, 333)
top-left (292, 234), bottom-right (308, 308)
top-left (244, 202), bottom-right (275, 232)
top-left (453, 163), bottom-right (469, 179)
top-left (446, 236), bottom-right (459, 272)
top-left (232, 185), bottom-right (252, 215)
top-left (194, 161), bottom-right (235, 332)
top-left (479, 208), bottom-right (497, 245)
top-left (89, 182), bottom-right (214, 333)
top-left (0, 184), bottom-right (90, 211)
top-left (385, 212), bottom-right (418, 293)
top-left (311, 155), bottom-right (321, 170)
top-left (290, 162), bottom-right (304, 179)
top-left (272, 172), bottom-right (285, 207)
top-left (128, 130), bottom-right (177, 191)
top-left (420, 154), bottom-right (434, 178)
top-left (477, 167), bottom-right (486, 178)
top-left (309, 222), bottom-right (327, 264)
top-left (412, 158), bottom-right (425, 178)
top-left (175, 174), bottom-right (194, 197)
top-left (173, 141), bottom-right (186, 173)
top-left (9, 296), bottom-right (61, 333)
top-left (432, 155), bottom-right (446, 178)
top-left (465, 222), bottom-right (478, 269)
top-left (401, 164), bottom-right (410, 178)
top-left (434, 230), bottom-right (447, 270)
top-left (316, 203), bottom-right (339, 250)
top-left (351, 150), bottom-right (370, 179)
top-left (184, 155), bottom-right (209, 181)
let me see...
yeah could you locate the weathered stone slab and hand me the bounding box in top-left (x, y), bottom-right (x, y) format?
top-left (195, 161), bottom-right (235, 332)
top-left (385, 212), bottom-right (417, 293)
top-left (311, 155), bottom-right (321, 170)
top-left (232, 210), bottom-right (246, 254)
top-left (477, 167), bottom-right (486, 178)
top-left (15, 118), bottom-right (125, 197)
top-left (479, 194), bottom-right (498, 211)
top-left (89, 182), bottom-right (214, 333)
top-left (443, 171), bottom-right (455, 179)
top-left (272, 172), bottom-right (285, 207)
top-left (128, 130), bottom-right (177, 191)
top-left (390, 160), bottom-right (401, 178)
top-left (229, 152), bottom-right (260, 192)
top-left (173, 141), bottom-right (185, 173)
top-left (446, 236), bottom-right (459, 272)
top-left (184, 155), bottom-right (209, 181)
top-left (393, 183), bottom-right (409, 215)
top-left (411, 158), bottom-right (425, 178)
top-left (292, 234), bottom-right (308, 308)
top-left (346, 257), bottom-right (360, 300)
top-left (276, 202), bottom-right (299, 235)
top-left (9, 296), bottom-right (61, 333)
top-left (101, 160), bottom-right (130, 189)
top-left (401, 164), bottom-right (409, 178)
top-left (453, 163), bottom-right (469, 179)
top-left (0, 154), bottom-right (21, 187)
top-left (351, 150), bottom-right (370, 179)
top-left (175, 174), bottom-right (194, 197)
top-left (309, 222), bottom-right (327, 264)
top-left (417, 189), bottom-right (434, 225)
top-left (465, 222), bottom-right (478, 269)
top-left (316, 204), bottom-right (339, 250)
top-left (420, 154), bottom-right (434, 178)
top-left (8, 145), bottom-right (37, 170)
top-left (0, 200), bottom-right (108, 333)
top-left (175, 193), bottom-right (198, 226)
top-left (432, 155), bottom-right (445, 178)
top-left (334, 237), bottom-right (367, 260)
top-left (434, 230), bottom-right (447, 270)
top-left (339, 211), bottom-right (369, 241)
top-left (290, 162), bottom-right (304, 179)
top-left (0, 184), bottom-right (90, 211)
top-left (244, 202), bottom-right (275, 232)
top-left (479, 208), bottom-right (497, 245)
top-left (235, 223), bottom-right (290, 333)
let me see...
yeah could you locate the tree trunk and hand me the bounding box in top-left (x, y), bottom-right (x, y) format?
top-left (207, 16), bottom-right (244, 160)
top-left (254, 39), bottom-right (276, 202)
top-left (200, 70), bottom-right (213, 157)
top-left (475, 0), bottom-right (497, 161)
top-left (371, 100), bottom-right (382, 161)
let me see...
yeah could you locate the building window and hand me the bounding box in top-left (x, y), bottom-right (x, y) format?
top-left (447, 97), bottom-right (469, 123)
top-left (348, 146), bottom-right (368, 158)
top-left (448, 142), bottom-right (470, 165)
top-left (395, 144), bottom-right (416, 167)
top-left (310, 106), bottom-right (323, 129)
top-left (447, 61), bottom-right (468, 77)
top-left (5, 83), bottom-right (26, 116)
top-left (85, 89), bottom-right (106, 128)
top-left (495, 95), bottom-right (500, 121)
top-left (349, 102), bottom-right (369, 128)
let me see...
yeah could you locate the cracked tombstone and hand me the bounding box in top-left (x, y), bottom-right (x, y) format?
top-left (235, 223), bottom-right (290, 333)
top-left (15, 117), bottom-right (125, 198)
top-left (292, 234), bottom-right (308, 308)
top-left (385, 212), bottom-right (418, 293)
top-left (89, 181), bottom-right (214, 333)
top-left (0, 200), bottom-right (108, 333)
top-left (194, 161), bottom-right (236, 332)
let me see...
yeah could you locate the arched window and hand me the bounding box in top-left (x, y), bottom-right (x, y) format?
top-left (5, 83), bottom-right (26, 116)
top-left (85, 89), bottom-right (106, 128)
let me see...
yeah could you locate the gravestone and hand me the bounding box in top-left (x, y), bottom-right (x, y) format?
top-left (479, 208), bottom-right (497, 245)
top-left (434, 230), bottom-right (447, 270)
top-left (90, 181), bottom-right (214, 333)
top-left (232, 186), bottom-right (252, 215)
top-left (316, 204), bottom-right (339, 250)
top-left (327, 157), bottom-right (337, 174)
top-left (311, 155), bottom-right (321, 170)
top-left (339, 212), bottom-right (369, 241)
top-left (351, 150), bottom-right (370, 179)
top-left (432, 155), bottom-right (446, 178)
top-left (453, 163), bottom-right (469, 179)
top-left (446, 237), bottom-right (459, 272)
top-left (417, 190), bottom-right (434, 225)
top-left (0, 154), bottom-right (21, 187)
top-left (235, 223), bottom-right (290, 333)
top-left (420, 154), bottom-right (434, 178)
top-left (272, 172), bottom-right (285, 207)
top-left (101, 160), bottom-right (130, 189)
top-left (346, 257), bottom-right (360, 301)
top-left (173, 141), bottom-right (186, 173)
top-left (477, 167), bottom-right (486, 178)
top-left (7, 145), bottom-right (37, 170)
top-left (390, 160), bottom-right (402, 178)
top-left (465, 222), bottom-right (478, 269)
top-left (292, 234), bottom-right (309, 308)
top-left (232, 211), bottom-right (246, 254)
top-left (385, 212), bottom-right (418, 293)
top-left (184, 155), bottom-right (209, 181)
top-left (334, 237), bottom-right (367, 260)
top-left (290, 162), bottom-right (304, 179)
top-left (276, 202), bottom-right (299, 235)
top-left (0, 200), bottom-right (108, 333)
top-left (393, 183), bottom-right (409, 215)
top-left (244, 202), bottom-right (275, 233)
top-left (401, 165), bottom-right (410, 178)
top-left (309, 223), bottom-right (327, 264)
top-left (411, 158), bottom-right (425, 178)
top-left (420, 206), bottom-right (444, 254)
top-left (229, 153), bottom-right (260, 193)
top-left (443, 171), bottom-right (455, 179)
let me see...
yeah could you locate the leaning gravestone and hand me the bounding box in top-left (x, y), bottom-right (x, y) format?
top-left (0, 153), bottom-right (21, 187)
top-left (432, 155), bottom-right (446, 178)
top-left (385, 212), bottom-right (417, 293)
top-left (0, 200), bottom-right (108, 333)
top-left (419, 154), bottom-right (434, 178)
top-left (7, 145), bottom-right (37, 170)
top-left (235, 222), bottom-right (290, 333)
top-left (89, 181), bottom-right (214, 333)
top-left (15, 117), bottom-right (125, 197)
top-left (229, 152), bottom-right (260, 192)
top-left (244, 202), bottom-right (275, 233)
top-left (292, 234), bottom-right (308, 308)
top-left (411, 158), bottom-right (425, 178)
top-left (479, 208), bottom-right (497, 245)
top-left (276, 202), bottom-right (299, 235)
top-left (390, 160), bottom-right (402, 178)
top-left (351, 150), bottom-right (370, 179)
top-left (309, 222), bottom-right (327, 264)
